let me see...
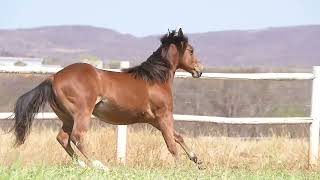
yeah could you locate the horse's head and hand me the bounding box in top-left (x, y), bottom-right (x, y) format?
top-left (161, 28), bottom-right (203, 78)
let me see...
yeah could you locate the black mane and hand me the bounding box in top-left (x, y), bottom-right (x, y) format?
top-left (123, 30), bottom-right (188, 83)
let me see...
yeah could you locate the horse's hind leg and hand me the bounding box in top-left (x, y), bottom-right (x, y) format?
top-left (56, 125), bottom-right (87, 167)
top-left (56, 124), bottom-right (73, 157)
top-left (70, 111), bottom-right (108, 171)
top-left (53, 108), bottom-right (86, 166)
top-left (69, 112), bottom-right (91, 160)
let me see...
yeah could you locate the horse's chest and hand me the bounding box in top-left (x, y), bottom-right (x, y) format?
top-left (92, 97), bottom-right (154, 125)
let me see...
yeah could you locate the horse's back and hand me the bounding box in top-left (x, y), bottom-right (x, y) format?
top-left (52, 62), bottom-right (149, 104)
top-left (54, 63), bottom-right (100, 82)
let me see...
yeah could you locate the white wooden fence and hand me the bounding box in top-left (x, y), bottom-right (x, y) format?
top-left (0, 64), bottom-right (319, 166)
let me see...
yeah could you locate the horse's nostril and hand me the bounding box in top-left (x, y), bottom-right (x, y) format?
top-left (200, 72), bottom-right (202, 76)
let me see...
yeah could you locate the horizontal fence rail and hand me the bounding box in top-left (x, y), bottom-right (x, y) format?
top-left (0, 66), bottom-right (314, 80)
top-left (173, 115), bottom-right (313, 124)
top-left (0, 113), bottom-right (313, 124)
top-left (175, 72), bottom-right (315, 80)
top-left (0, 64), bottom-right (319, 167)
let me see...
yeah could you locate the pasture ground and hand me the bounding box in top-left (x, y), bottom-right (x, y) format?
top-left (1, 125), bottom-right (320, 179)
top-left (1, 165), bottom-right (320, 179)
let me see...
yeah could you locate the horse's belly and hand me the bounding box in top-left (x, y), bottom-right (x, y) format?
top-left (92, 99), bottom-right (154, 125)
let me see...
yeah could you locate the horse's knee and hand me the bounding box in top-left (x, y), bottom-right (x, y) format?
top-left (174, 133), bottom-right (184, 143)
top-left (167, 144), bottom-right (178, 157)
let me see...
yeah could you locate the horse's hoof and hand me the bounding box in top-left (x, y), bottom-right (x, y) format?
top-left (197, 160), bottom-right (206, 170)
top-left (92, 160), bottom-right (108, 171)
top-left (198, 165), bottom-right (206, 170)
top-left (75, 160), bottom-right (87, 168)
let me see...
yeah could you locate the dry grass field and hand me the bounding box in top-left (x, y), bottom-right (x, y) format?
top-left (0, 125), bottom-right (312, 169)
top-left (1, 123), bottom-right (320, 179)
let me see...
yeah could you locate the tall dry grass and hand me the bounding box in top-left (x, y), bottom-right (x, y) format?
top-left (0, 125), bottom-right (317, 170)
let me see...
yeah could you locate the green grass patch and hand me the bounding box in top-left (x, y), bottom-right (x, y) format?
top-left (1, 165), bottom-right (320, 180)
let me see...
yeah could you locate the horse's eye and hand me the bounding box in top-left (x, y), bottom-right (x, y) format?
top-left (186, 48), bottom-right (194, 55)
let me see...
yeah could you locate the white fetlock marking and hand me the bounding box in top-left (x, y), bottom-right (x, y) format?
top-left (92, 160), bottom-right (108, 171)
top-left (95, 96), bottom-right (102, 104)
top-left (76, 160), bottom-right (87, 168)
top-left (75, 141), bottom-right (80, 147)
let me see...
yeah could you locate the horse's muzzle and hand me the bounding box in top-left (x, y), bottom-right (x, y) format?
top-left (191, 70), bottom-right (202, 78)
top-left (192, 64), bottom-right (203, 78)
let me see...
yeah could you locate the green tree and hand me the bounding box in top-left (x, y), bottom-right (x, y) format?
top-left (107, 60), bottom-right (122, 69)
top-left (14, 61), bottom-right (27, 66)
top-left (42, 57), bottom-right (62, 66)
top-left (80, 55), bottom-right (103, 68)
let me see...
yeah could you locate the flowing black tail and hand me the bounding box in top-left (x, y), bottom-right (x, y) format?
top-left (12, 79), bottom-right (55, 146)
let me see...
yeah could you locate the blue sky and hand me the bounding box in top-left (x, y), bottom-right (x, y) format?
top-left (1, 0), bottom-right (320, 37)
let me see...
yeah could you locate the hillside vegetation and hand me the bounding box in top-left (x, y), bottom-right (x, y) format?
top-left (1, 25), bottom-right (320, 66)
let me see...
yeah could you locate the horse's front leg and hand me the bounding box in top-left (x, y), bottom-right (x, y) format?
top-left (174, 131), bottom-right (205, 169)
top-left (155, 113), bottom-right (179, 165)
top-left (151, 118), bottom-right (204, 169)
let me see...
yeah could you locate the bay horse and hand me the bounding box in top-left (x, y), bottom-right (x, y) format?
top-left (12, 28), bottom-right (203, 170)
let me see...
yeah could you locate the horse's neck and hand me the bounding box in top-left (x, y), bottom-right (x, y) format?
top-left (167, 69), bottom-right (176, 87)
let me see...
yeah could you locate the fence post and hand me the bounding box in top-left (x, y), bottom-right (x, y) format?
top-left (116, 61), bottom-right (130, 164)
top-left (310, 66), bottom-right (320, 167)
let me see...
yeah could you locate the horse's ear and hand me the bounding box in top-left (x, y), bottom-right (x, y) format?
top-left (178, 28), bottom-right (183, 37)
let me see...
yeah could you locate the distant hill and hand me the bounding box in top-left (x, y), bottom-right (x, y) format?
top-left (0, 25), bottom-right (319, 66)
